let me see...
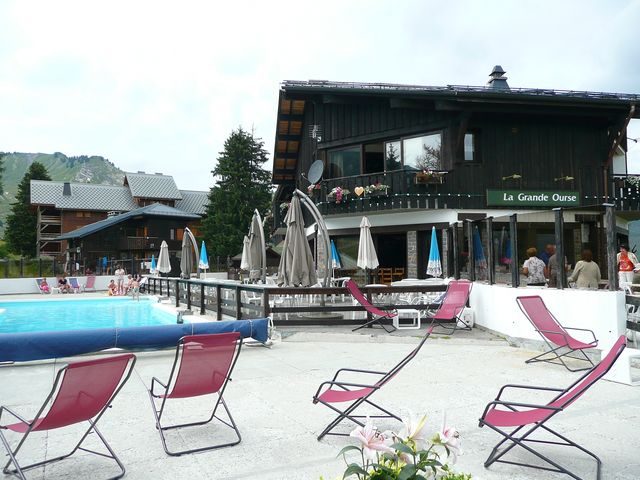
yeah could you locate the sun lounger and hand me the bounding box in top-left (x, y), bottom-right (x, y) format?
top-left (0, 354), bottom-right (136, 479)
top-left (346, 279), bottom-right (397, 333)
top-left (312, 327), bottom-right (433, 440)
top-left (479, 335), bottom-right (626, 479)
top-left (68, 277), bottom-right (83, 293)
top-left (84, 275), bottom-right (97, 292)
top-left (147, 332), bottom-right (243, 456)
top-left (517, 295), bottom-right (598, 372)
top-left (426, 280), bottom-right (473, 334)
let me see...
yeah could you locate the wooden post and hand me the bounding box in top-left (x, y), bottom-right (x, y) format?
top-left (263, 289), bottom-right (269, 318)
top-left (159, 278), bottom-right (163, 296)
top-left (187, 282), bottom-right (191, 310)
top-left (554, 208), bottom-right (566, 289)
top-left (452, 224), bottom-right (460, 279)
top-left (200, 283), bottom-right (205, 315)
top-left (605, 204), bottom-right (618, 290)
top-left (235, 285), bottom-right (242, 319)
top-left (467, 220), bottom-right (475, 281)
top-left (216, 285), bottom-right (222, 320)
top-left (487, 217), bottom-right (495, 285)
top-left (175, 280), bottom-right (180, 307)
top-left (510, 214), bottom-right (519, 288)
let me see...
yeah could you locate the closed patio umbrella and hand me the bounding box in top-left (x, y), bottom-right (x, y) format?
top-left (180, 234), bottom-right (193, 279)
top-left (331, 239), bottom-right (342, 270)
top-left (248, 211), bottom-right (265, 280)
top-left (277, 196), bottom-right (317, 287)
top-left (357, 216), bottom-right (378, 283)
top-left (240, 236), bottom-right (251, 271)
top-left (473, 226), bottom-right (488, 279)
top-left (157, 241), bottom-right (171, 276)
top-left (426, 226), bottom-right (442, 277)
top-left (150, 255), bottom-right (157, 275)
top-left (199, 240), bottom-right (209, 272)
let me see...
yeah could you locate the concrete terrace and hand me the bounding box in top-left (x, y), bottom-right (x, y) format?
top-left (0, 323), bottom-right (639, 480)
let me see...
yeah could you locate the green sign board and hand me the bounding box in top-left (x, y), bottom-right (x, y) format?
top-left (486, 190), bottom-right (580, 207)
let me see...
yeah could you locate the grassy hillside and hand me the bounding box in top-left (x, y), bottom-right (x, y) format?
top-left (0, 152), bottom-right (125, 234)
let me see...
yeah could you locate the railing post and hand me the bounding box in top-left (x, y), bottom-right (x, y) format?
top-left (159, 278), bottom-right (163, 296)
top-left (38, 258), bottom-right (42, 277)
top-left (452, 224), bottom-right (459, 279)
top-left (216, 285), bottom-right (222, 320)
top-left (604, 204), bottom-right (618, 290)
top-left (20, 257), bottom-right (24, 278)
top-left (200, 283), bottom-right (205, 315)
top-left (510, 214), bottom-right (519, 288)
top-left (235, 285), bottom-right (242, 319)
top-left (175, 280), bottom-right (180, 307)
top-left (263, 289), bottom-right (270, 318)
top-left (187, 282), bottom-right (192, 310)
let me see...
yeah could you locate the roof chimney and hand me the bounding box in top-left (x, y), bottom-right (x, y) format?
top-left (62, 182), bottom-right (71, 196)
top-left (487, 65), bottom-right (510, 90)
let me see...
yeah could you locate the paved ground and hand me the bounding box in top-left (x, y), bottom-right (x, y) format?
top-left (0, 324), bottom-right (639, 480)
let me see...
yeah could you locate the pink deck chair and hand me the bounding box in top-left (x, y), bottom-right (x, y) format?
top-left (479, 335), bottom-right (626, 479)
top-left (517, 295), bottom-right (598, 372)
top-left (346, 279), bottom-right (397, 333)
top-left (0, 354), bottom-right (136, 480)
top-left (426, 280), bottom-right (473, 334)
top-left (84, 275), bottom-right (97, 292)
top-left (147, 332), bottom-right (242, 456)
top-left (313, 327), bottom-right (433, 440)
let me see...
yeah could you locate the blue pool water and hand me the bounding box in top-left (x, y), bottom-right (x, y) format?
top-left (0, 297), bottom-right (177, 334)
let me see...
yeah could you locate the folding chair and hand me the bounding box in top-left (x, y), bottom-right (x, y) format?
top-left (84, 275), bottom-right (97, 292)
top-left (147, 332), bottom-right (242, 456)
top-left (426, 280), bottom-right (473, 334)
top-left (517, 296), bottom-right (598, 372)
top-left (479, 335), bottom-right (626, 480)
top-left (313, 328), bottom-right (433, 440)
top-left (0, 354), bottom-right (136, 480)
top-left (68, 277), bottom-right (83, 293)
top-left (346, 279), bottom-right (397, 333)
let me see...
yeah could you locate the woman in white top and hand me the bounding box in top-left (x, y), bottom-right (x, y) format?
top-left (522, 247), bottom-right (546, 286)
top-left (114, 265), bottom-right (126, 295)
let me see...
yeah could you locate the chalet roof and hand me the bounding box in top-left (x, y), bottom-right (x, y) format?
top-left (31, 181), bottom-right (137, 211)
top-left (56, 203), bottom-right (200, 240)
top-left (124, 172), bottom-right (182, 200)
top-left (175, 190), bottom-right (208, 215)
top-left (281, 80), bottom-right (640, 108)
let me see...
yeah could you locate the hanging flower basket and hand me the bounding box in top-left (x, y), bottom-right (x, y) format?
top-left (365, 183), bottom-right (390, 197)
top-left (415, 170), bottom-right (447, 184)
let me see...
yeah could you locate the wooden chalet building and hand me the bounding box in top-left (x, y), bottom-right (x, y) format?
top-left (30, 172), bottom-right (208, 271)
top-left (272, 66), bottom-right (640, 279)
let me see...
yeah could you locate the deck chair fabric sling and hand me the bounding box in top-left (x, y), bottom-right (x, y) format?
top-left (68, 277), bottom-right (83, 293)
top-left (346, 279), bottom-right (397, 333)
top-left (0, 354), bottom-right (136, 480)
top-left (426, 280), bottom-right (473, 334)
top-left (479, 335), bottom-right (626, 480)
top-left (147, 332), bottom-right (242, 456)
top-left (313, 327), bottom-right (433, 440)
top-left (84, 275), bottom-right (97, 292)
top-left (517, 295), bottom-right (598, 372)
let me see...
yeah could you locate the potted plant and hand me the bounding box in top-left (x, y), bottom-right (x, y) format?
top-left (365, 182), bottom-right (390, 197)
top-left (327, 186), bottom-right (350, 204)
top-left (307, 183), bottom-right (322, 196)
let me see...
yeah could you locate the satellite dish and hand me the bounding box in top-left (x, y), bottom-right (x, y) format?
top-left (307, 160), bottom-right (324, 184)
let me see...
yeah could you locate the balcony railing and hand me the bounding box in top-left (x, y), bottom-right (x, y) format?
top-left (118, 236), bottom-right (161, 250)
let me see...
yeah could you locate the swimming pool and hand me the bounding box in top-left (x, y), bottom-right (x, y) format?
top-left (0, 297), bottom-right (178, 334)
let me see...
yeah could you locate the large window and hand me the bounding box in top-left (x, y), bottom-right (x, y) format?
top-left (402, 132), bottom-right (442, 171)
top-left (464, 133), bottom-right (476, 162)
top-left (385, 141), bottom-right (401, 171)
top-left (327, 147), bottom-right (360, 179)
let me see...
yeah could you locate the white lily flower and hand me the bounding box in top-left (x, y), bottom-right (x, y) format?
top-left (350, 419), bottom-right (395, 461)
top-left (433, 412), bottom-right (462, 464)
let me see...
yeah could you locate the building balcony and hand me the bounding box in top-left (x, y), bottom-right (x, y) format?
top-left (118, 236), bottom-right (162, 251)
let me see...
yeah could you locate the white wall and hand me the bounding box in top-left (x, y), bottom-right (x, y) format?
top-left (471, 283), bottom-right (627, 347)
top-left (0, 276), bottom-right (113, 295)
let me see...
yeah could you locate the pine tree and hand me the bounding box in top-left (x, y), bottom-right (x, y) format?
top-left (5, 162), bottom-right (52, 257)
top-left (0, 152), bottom-right (5, 194)
top-left (203, 128), bottom-right (272, 259)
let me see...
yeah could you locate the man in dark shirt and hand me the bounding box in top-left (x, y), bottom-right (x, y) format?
top-left (539, 244), bottom-right (555, 266)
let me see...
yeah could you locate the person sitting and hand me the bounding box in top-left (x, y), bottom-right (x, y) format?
top-left (40, 278), bottom-right (51, 294)
top-left (107, 279), bottom-right (118, 296)
top-left (57, 275), bottom-right (72, 294)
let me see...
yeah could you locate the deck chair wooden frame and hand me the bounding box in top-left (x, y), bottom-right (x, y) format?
top-left (426, 280), bottom-right (473, 334)
top-left (0, 354), bottom-right (136, 480)
top-left (517, 296), bottom-right (598, 372)
top-left (147, 332), bottom-right (243, 456)
top-left (479, 336), bottom-right (626, 480)
top-left (312, 328), bottom-right (433, 440)
top-left (346, 279), bottom-right (397, 333)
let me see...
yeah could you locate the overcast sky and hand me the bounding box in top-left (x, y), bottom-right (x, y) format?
top-left (0, 0), bottom-right (638, 191)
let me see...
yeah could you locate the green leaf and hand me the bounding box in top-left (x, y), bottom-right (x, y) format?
top-left (343, 463), bottom-right (367, 478)
top-left (398, 464), bottom-right (418, 480)
top-left (391, 442), bottom-right (414, 455)
top-left (337, 445), bottom-right (362, 458)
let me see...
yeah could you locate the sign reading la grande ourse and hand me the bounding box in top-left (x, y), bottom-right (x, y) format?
top-left (486, 190), bottom-right (580, 207)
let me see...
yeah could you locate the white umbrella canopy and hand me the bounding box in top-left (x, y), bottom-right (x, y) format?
top-left (277, 196), bottom-right (317, 287)
top-left (248, 212), bottom-right (265, 280)
top-left (157, 241), bottom-right (171, 275)
top-left (357, 216), bottom-right (379, 270)
top-left (240, 236), bottom-right (251, 271)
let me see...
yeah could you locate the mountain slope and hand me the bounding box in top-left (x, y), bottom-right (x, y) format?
top-left (0, 152), bottom-right (125, 233)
